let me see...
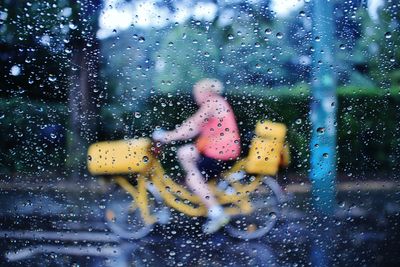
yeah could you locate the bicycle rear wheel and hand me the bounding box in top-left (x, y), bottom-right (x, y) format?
top-left (225, 176), bottom-right (284, 240)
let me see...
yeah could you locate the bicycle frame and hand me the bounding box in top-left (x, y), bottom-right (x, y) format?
top-left (111, 157), bottom-right (261, 225)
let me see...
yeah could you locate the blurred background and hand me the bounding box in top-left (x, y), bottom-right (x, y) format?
top-left (0, 0), bottom-right (399, 266)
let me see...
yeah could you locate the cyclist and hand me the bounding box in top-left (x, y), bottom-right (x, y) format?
top-left (152, 78), bottom-right (241, 233)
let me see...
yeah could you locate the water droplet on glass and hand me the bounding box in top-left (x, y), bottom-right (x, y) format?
top-left (69, 22), bottom-right (77, 30)
top-left (317, 127), bottom-right (325, 134)
top-left (10, 65), bottom-right (21, 76)
top-left (276, 32), bottom-right (283, 39)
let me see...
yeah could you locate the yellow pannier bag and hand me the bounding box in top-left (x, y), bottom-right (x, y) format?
top-left (87, 138), bottom-right (152, 175)
top-left (255, 120), bottom-right (287, 140)
top-left (245, 121), bottom-right (287, 175)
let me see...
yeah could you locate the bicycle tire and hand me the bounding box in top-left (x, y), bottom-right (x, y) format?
top-left (225, 176), bottom-right (284, 240)
top-left (105, 182), bottom-right (169, 240)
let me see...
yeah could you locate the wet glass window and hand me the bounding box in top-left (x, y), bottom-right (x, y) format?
top-left (1, 0), bottom-right (399, 266)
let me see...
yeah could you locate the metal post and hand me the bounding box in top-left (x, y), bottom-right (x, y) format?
top-left (309, 1), bottom-right (338, 266)
top-left (310, 0), bottom-right (337, 216)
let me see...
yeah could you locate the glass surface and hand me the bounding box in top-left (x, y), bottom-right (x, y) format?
top-left (0, 0), bottom-right (399, 266)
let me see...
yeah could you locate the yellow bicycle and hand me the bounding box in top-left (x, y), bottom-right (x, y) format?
top-left (87, 120), bottom-right (290, 240)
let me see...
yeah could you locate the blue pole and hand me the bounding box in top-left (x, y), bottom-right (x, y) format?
top-left (310, 0), bottom-right (337, 216)
top-left (309, 1), bottom-right (338, 266)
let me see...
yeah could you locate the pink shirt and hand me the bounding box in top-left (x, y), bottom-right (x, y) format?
top-left (196, 98), bottom-right (241, 160)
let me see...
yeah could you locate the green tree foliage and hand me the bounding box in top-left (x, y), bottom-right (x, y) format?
top-left (154, 22), bottom-right (219, 93)
top-left (0, 0), bottom-right (102, 176)
top-left (152, 4), bottom-right (302, 94)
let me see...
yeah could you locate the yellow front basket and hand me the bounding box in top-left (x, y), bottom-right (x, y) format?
top-left (87, 138), bottom-right (153, 175)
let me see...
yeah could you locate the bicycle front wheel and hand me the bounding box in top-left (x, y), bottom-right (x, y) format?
top-left (105, 185), bottom-right (154, 240)
top-left (226, 176), bottom-right (284, 240)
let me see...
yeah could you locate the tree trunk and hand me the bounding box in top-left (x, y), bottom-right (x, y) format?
top-left (67, 0), bottom-right (101, 180)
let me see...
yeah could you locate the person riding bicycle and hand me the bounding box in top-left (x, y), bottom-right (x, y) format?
top-left (152, 78), bottom-right (241, 233)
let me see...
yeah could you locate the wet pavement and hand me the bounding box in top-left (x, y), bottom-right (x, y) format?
top-left (0, 181), bottom-right (399, 266)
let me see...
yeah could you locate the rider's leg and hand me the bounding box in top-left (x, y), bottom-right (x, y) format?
top-left (177, 144), bottom-right (219, 209)
top-left (177, 144), bottom-right (230, 233)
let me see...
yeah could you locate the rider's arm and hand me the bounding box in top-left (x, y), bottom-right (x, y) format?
top-left (164, 104), bottom-right (212, 142)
